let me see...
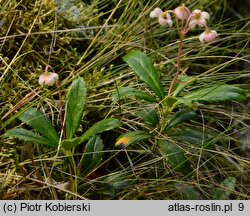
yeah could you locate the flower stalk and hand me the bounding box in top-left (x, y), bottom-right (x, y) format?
top-left (150, 4), bottom-right (218, 97)
top-left (39, 65), bottom-right (65, 138)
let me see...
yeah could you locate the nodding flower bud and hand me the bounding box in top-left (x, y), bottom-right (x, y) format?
top-left (159, 12), bottom-right (173, 27)
top-left (150, 8), bottom-right (173, 27)
top-left (199, 29), bottom-right (217, 43)
top-left (39, 72), bottom-right (59, 86)
top-left (189, 9), bottom-right (210, 29)
top-left (150, 7), bottom-right (163, 18)
top-left (174, 4), bottom-right (191, 20)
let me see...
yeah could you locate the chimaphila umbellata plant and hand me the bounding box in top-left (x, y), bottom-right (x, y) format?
top-left (4, 65), bottom-right (121, 178)
top-left (112, 3), bottom-right (246, 177)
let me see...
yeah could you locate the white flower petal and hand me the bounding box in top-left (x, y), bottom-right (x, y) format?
top-left (201, 11), bottom-right (210, 20)
top-left (158, 17), bottom-right (168, 25)
top-left (174, 5), bottom-right (191, 20)
top-left (38, 75), bottom-right (46, 86)
top-left (167, 19), bottom-right (173, 27)
top-left (199, 32), bottom-right (205, 43)
top-left (150, 8), bottom-right (163, 18)
top-left (211, 30), bottom-right (218, 36)
top-left (193, 9), bottom-right (201, 14)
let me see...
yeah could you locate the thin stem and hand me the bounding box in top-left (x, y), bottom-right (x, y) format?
top-left (168, 31), bottom-right (184, 96)
top-left (56, 81), bottom-right (65, 139)
top-left (45, 64), bottom-right (65, 138)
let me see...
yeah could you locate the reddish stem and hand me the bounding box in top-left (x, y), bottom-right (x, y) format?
top-left (45, 64), bottom-right (65, 139)
top-left (168, 31), bottom-right (184, 96)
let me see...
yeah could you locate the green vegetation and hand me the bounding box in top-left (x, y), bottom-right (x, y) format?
top-left (0, 0), bottom-right (249, 200)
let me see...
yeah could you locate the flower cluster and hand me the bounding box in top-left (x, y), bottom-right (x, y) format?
top-left (150, 4), bottom-right (217, 43)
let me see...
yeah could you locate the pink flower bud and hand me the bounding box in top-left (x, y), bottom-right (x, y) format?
top-left (199, 30), bottom-right (218, 43)
top-left (150, 8), bottom-right (173, 27)
top-left (189, 9), bottom-right (210, 29)
top-left (39, 72), bottom-right (59, 86)
top-left (159, 12), bottom-right (173, 27)
top-left (174, 4), bottom-right (191, 20)
top-left (150, 7), bottom-right (163, 18)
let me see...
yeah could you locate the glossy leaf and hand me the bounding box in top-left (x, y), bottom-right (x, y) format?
top-left (4, 128), bottom-right (55, 147)
top-left (62, 118), bottom-right (121, 150)
top-left (82, 135), bottom-right (104, 176)
top-left (213, 177), bottom-right (236, 200)
top-left (115, 131), bottom-right (152, 148)
top-left (136, 108), bottom-right (159, 126)
top-left (123, 49), bottom-right (165, 100)
top-left (80, 118), bottom-right (121, 143)
top-left (167, 110), bottom-right (196, 128)
top-left (158, 140), bottom-right (191, 174)
top-left (173, 129), bottom-right (214, 148)
top-left (163, 96), bottom-right (192, 109)
top-left (112, 87), bottom-right (158, 103)
top-left (97, 172), bottom-right (136, 196)
top-left (184, 85), bottom-right (246, 103)
top-left (19, 108), bottom-right (59, 146)
top-left (65, 77), bottom-right (87, 139)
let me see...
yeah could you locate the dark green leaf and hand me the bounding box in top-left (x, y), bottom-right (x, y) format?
top-left (97, 172), bottom-right (136, 196)
top-left (158, 140), bottom-right (191, 174)
top-left (136, 108), bottom-right (159, 126)
top-left (4, 128), bottom-right (55, 147)
top-left (123, 50), bottom-right (165, 100)
top-left (115, 131), bottom-right (152, 148)
top-left (167, 110), bottom-right (196, 128)
top-left (174, 183), bottom-right (201, 200)
top-left (112, 87), bottom-right (158, 103)
top-left (82, 135), bottom-right (104, 176)
top-left (96, 184), bottom-right (116, 196)
top-left (62, 118), bottom-right (121, 150)
top-left (184, 85), bottom-right (246, 103)
top-left (213, 177), bottom-right (236, 200)
top-left (19, 108), bottom-right (59, 146)
top-left (173, 128), bottom-right (214, 148)
top-left (163, 96), bottom-right (192, 108)
top-left (106, 172), bottom-right (136, 190)
top-left (66, 77), bottom-right (87, 139)
top-left (80, 118), bottom-right (121, 143)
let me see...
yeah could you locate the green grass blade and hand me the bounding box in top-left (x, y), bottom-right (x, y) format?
top-left (65, 77), bottom-right (87, 139)
top-left (184, 85), bottom-right (246, 103)
top-left (123, 49), bottom-right (165, 100)
top-left (4, 128), bottom-right (55, 147)
top-left (19, 108), bottom-right (59, 146)
top-left (112, 87), bottom-right (158, 103)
